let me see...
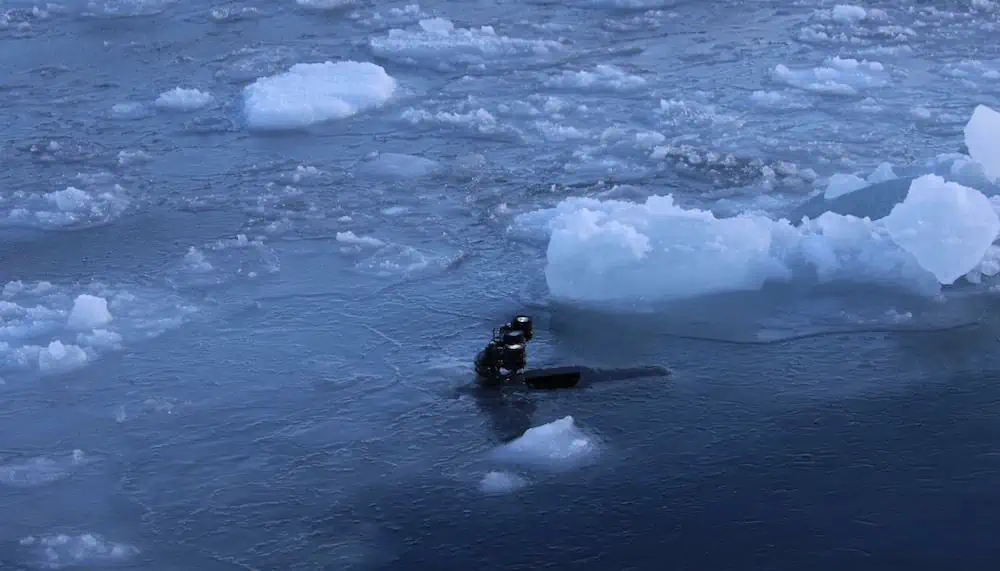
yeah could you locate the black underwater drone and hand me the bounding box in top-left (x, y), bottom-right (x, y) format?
top-left (474, 315), bottom-right (670, 389)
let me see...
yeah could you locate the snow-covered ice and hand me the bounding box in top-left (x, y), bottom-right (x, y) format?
top-left (369, 18), bottom-right (562, 71)
top-left (514, 171), bottom-right (1000, 303)
top-left (172, 234), bottom-right (280, 286)
top-left (544, 65), bottom-right (647, 91)
top-left (492, 416), bottom-right (600, 470)
top-left (66, 294), bottom-right (113, 331)
top-left (964, 104), bottom-right (1000, 183)
top-left (296, 0), bottom-right (355, 9)
top-left (154, 87), bottom-right (213, 111)
top-left (773, 57), bottom-right (888, 96)
top-left (881, 175), bottom-right (999, 285)
top-left (242, 61), bottom-right (398, 130)
top-left (0, 281), bottom-right (196, 378)
top-left (357, 152), bottom-right (441, 179)
top-left (2, 185), bottom-right (130, 230)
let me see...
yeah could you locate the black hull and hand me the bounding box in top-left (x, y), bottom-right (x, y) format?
top-left (522, 366), bottom-right (584, 389)
top-left (476, 365), bottom-right (670, 391)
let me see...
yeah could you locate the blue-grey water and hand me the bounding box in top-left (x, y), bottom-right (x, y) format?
top-left (2, 0), bottom-right (1000, 569)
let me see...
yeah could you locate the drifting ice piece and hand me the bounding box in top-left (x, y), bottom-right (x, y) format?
top-left (964, 104), bottom-right (1000, 183)
top-left (881, 174), bottom-right (1000, 285)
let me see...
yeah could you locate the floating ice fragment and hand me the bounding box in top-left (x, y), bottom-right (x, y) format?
top-left (243, 61), bottom-right (397, 130)
top-left (963, 104), bottom-right (1000, 183)
top-left (66, 294), bottom-right (112, 331)
top-left (492, 416), bottom-right (599, 470)
top-left (154, 87), bottom-right (213, 111)
top-left (479, 471), bottom-right (529, 494)
top-left (881, 174), bottom-right (1000, 285)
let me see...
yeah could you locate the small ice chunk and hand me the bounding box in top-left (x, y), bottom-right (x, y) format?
top-left (77, 329), bottom-right (123, 350)
top-left (37, 340), bottom-right (89, 373)
top-left (4, 185), bottom-right (133, 229)
top-left (296, 0), bottom-right (354, 8)
top-left (369, 18), bottom-right (561, 71)
top-left (359, 152), bottom-right (440, 178)
top-left (773, 56), bottom-right (886, 96)
top-left (154, 87), bottom-right (213, 111)
top-left (243, 61), bottom-right (397, 130)
top-left (110, 102), bottom-right (149, 119)
top-left (492, 416), bottom-right (599, 470)
top-left (183, 247), bottom-right (213, 272)
top-left (419, 16), bottom-right (454, 35)
top-left (832, 4), bottom-right (867, 24)
top-left (824, 173), bottom-right (868, 199)
top-left (544, 65), bottom-right (646, 91)
top-left (336, 231), bottom-right (385, 248)
top-left (67, 294), bottom-right (112, 330)
top-left (47, 187), bottom-right (91, 212)
top-left (881, 174), bottom-right (1000, 284)
top-left (117, 149), bottom-right (151, 166)
top-left (479, 471), bottom-right (529, 495)
top-left (963, 104), bottom-right (1000, 182)
top-left (867, 162), bottom-right (897, 183)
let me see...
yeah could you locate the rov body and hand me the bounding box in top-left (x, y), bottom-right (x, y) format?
top-left (474, 315), bottom-right (583, 389)
top-left (473, 315), bottom-right (671, 390)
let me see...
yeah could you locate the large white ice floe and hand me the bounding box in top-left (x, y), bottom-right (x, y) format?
top-left (243, 61), bottom-right (397, 130)
top-left (513, 174), bottom-right (1000, 303)
top-left (513, 104), bottom-right (1000, 303)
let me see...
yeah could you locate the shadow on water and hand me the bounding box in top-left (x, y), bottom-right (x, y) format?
top-left (531, 281), bottom-right (983, 363)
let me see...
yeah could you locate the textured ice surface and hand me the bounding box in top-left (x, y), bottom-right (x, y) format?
top-left (0, 450), bottom-right (88, 488)
top-left (515, 195), bottom-right (787, 301)
top-left (492, 416), bottom-right (599, 470)
top-left (66, 294), bottom-right (113, 331)
top-left (964, 105), bottom-right (1000, 183)
top-left (0, 281), bottom-right (196, 378)
top-left (154, 87), bottom-right (213, 111)
top-left (358, 152), bottom-right (441, 179)
top-left (824, 173), bottom-right (869, 199)
top-left (773, 57), bottom-right (887, 96)
top-left (243, 61), bottom-right (397, 130)
top-left (515, 174), bottom-right (1000, 302)
top-left (881, 175), bottom-right (1000, 285)
top-left (296, 0), bottom-right (355, 9)
top-left (19, 533), bottom-right (138, 569)
top-left (2, 185), bottom-right (130, 230)
top-left (544, 65), bottom-right (647, 91)
top-left (479, 471), bottom-right (529, 495)
top-left (370, 18), bottom-right (562, 71)
top-left (171, 234), bottom-right (280, 287)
